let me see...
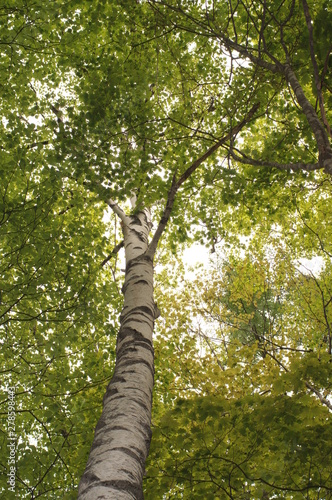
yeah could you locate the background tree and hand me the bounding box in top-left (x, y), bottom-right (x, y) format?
top-left (146, 231), bottom-right (332, 499)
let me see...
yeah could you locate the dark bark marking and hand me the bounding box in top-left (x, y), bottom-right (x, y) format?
top-left (122, 279), bottom-right (150, 295)
top-left (119, 469), bottom-right (136, 482)
top-left (113, 446), bottom-right (144, 462)
top-left (94, 415), bottom-right (108, 433)
top-left (79, 478), bottom-right (143, 500)
top-left (111, 425), bottom-right (131, 432)
top-left (117, 327), bottom-right (153, 345)
top-left (80, 471), bottom-right (100, 484)
top-left (86, 437), bottom-right (150, 468)
top-left (109, 375), bottom-right (126, 384)
top-left (105, 389), bottom-right (151, 413)
top-left (130, 214), bottom-right (143, 226)
top-left (153, 302), bottom-right (161, 319)
top-left (131, 306), bottom-right (153, 317)
top-left (117, 327), bottom-right (143, 341)
top-left (129, 227), bottom-right (147, 243)
top-left (116, 358), bottom-right (155, 377)
top-left (120, 305), bottom-right (154, 321)
top-left (117, 343), bottom-right (154, 365)
top-left (121, 273), bottom-right (151, 292)
top-left (121, 317), bottom-right (153, 330)
top-left (103, 393), bottom-right (128, 403)
top-left (103, 393), bottom-right (151, 414)
top-left (106, 388), bottom-right (118, 397)
top-left (127, 396), bottom-right (150, 413)
top-left (126, 254), bottom-right (153, 272)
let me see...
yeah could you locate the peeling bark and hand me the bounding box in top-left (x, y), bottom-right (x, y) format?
top-left (78, 211), bottom-right (155, 500)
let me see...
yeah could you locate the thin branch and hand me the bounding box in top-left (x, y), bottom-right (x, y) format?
top-left (258, 0), bottom-right (267, 57)
top-left (194, 325), bottom-right (225, 371)
top-left (176, 102), bottom-right (260, 187)
top-left (229, 148), bottom-right (321, 172)
top-left (305, 380), bottom-right (332, 411)
top-left (221, 30), bottom-right (282, 72)
top-left (301, 0), bottom-right (321, 91)
top-left (296, 206), bottom-right (332, 258)
top-left (321, 43), bottom-right (332, 90)
top-left (101, 241), bottom-right (124, 267)
top-left (302, 0), bottom-right (332, 138)
top-left (267, 350), bottom-right (332, 411)
top-left (146, 171), bottom-right (178, 259)
top-left (146, 103), bottom-right (260, 259)
top-left (27, 140), bottom-right (49, 150)
top-left (131, 26), bottom-right (176, 48)
top-left (106, 198), bottom-right (130, 225)
top-left (150, 0), bottom-right (280, 73)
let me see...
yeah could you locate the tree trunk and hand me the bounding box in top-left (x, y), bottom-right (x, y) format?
top-left (78, 210), bottom-right (156, 500)
top-left (77, 104), bottom-right (256, 499)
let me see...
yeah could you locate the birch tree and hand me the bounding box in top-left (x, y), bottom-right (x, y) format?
top-left (77, 102), bottom-right (259, 499)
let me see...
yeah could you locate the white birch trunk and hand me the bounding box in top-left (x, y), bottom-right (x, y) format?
top-left (78, 209), bottom-right (156, 500)
top-left (77, 108), bottom-right (257, 499)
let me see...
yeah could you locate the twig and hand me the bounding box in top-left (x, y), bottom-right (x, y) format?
top-left (101, 241), bottom-right (124, 267)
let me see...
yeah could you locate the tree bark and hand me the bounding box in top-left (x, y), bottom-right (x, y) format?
top-left (78, 210), bottom-right (156, 500)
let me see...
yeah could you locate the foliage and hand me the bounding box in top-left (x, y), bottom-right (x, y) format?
top-left (147, 233), bottom-right (332, 499)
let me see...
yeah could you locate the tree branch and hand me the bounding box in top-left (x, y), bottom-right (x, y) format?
top-left (321, 43), bottom-right (332, 90)
top-left (106, 198), bottom-right (130, 225)
top-left (267, 350), bottom-right (332, 411)
top-left (302, 0), bottom-right (332, 138)
top-left (101, 241), bottom-right (124, 267)
top-left (296, 206), bottom-right (332, 258)
top-left (146, 103), bottom-right (260, 259)
top-left (283, 63), bottom-right (332, 174)
top-left (218, 30), bottom-right (281, 73)
top-left (229, 148), bottom-right (321, 172)
top-left (146, 172), bottom-right (178, 260)
top-left (305, 380), bottom-right (332, 411)
top-left (176, 102), bottom-right (260, 187)
top-left (27, 140), bottom-right (49, 150)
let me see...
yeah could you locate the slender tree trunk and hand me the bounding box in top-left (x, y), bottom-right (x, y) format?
top-left (78, 210), bottom-right (156, 500)
top-left (77, 106), bottom-right (259, 499)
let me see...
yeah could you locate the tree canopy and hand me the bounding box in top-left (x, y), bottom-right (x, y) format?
top-left (1, 0), bottom-right (331, 498)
